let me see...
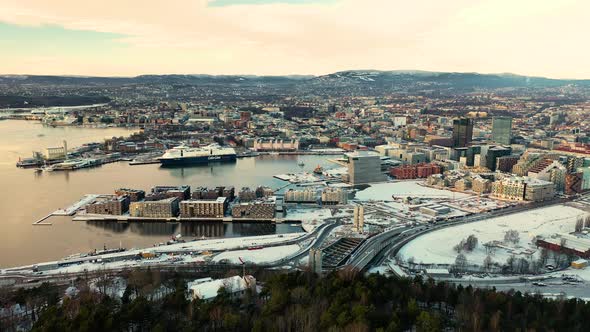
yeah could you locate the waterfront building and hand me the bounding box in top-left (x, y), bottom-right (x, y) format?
top-left (345, 150), bottom-right (386, 185)
top-left (115, 188), bottom-right (145, 202)
top-left (151, 185), bottom-right (191, 200)
top-left (231, 199), bottom-right (276, 219)
top-left (452, 118), bottom-right (473, 148)
top-left (45, 140), bottom-right (68, 160)
top-left (284, 189), bottom-right (318, 203)
top-left (321, 188), bottom-right (348, 205)
top-left (191, 187), bottom-right (222, 200)
top-left (86, 195), bottom-right (130, 215)
top-left (492, 116), bottom-right (513, 145)
top-left (129, 197), bottom-right (180, 218)
top-left (180, 197), bottom-right (227, 218)
top-left (238, 187), bottom-right (256, 202)
top-left (255, 186), bottom-right (274, 198)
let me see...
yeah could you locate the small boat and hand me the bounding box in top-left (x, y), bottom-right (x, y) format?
top-left (298, 161), bottom-right (305, 167)
top-left (313, 165), bottom-right (323, 175)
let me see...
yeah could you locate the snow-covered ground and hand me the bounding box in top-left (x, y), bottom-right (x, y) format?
top-left (355, 180), bottom-right (471, 201)
top-left (3, 233), bottom-right (306, 274)
top-left (285, 208), bottom-right (335, 232)
top-left (398, 205), bottom-right (588, 266)
top-left (211, 245), bottom-right (301, 264)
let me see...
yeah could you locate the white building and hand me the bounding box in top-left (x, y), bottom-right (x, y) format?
top-left (188, 275), bottom-right (256, 302)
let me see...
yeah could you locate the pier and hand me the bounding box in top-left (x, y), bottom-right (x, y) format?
top-left (32, 214), bottom-right (53, 226)
top-left (53, 194), bottom-right (100, 216)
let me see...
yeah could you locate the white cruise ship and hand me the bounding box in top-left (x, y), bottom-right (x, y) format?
top-left (158, 144), bottom-right (237, 166)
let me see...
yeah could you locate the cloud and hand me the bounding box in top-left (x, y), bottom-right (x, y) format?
top-left (0, 0), bottom-right (588, 78)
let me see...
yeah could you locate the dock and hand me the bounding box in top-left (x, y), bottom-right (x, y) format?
top-left (53, 194), bottom-right (100, 216)
top-left (129, 159), bottom-right (161, 165)
top-left (32, 214), bottom-right (53, 226)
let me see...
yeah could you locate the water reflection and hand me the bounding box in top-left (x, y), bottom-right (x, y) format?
top-left (129, 222), bottom-right (180, 236)
top-left (86, 220), bottom-right (129, 233)
top-left (181, 222), bottom-right (225, 238)
top-left (85, 220), bottom-right (303, 238)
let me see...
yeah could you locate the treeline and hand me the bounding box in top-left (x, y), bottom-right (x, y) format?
top-left (4, 270), bottom-right (590, 331)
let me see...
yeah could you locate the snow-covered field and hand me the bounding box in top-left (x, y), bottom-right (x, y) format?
top-left (398, 205), bottom-right (588, 266)
top-left (355, 180), bottom-right (470, 201)
top-left (212, 245), bottom-right (301, 264)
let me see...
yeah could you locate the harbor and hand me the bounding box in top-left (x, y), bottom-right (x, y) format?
top-left (0, 119), bottom-right (336, 267)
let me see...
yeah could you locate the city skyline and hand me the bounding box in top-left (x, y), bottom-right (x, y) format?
top-left (1, 0), bottom-right (589, 78)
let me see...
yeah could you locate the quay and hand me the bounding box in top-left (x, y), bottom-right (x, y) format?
top-left (72, 214), bottom-right (300, 224)
top-left (32, 214), bottom-right (53, 226)
top-left (53, 194), bottom-right (100, 216)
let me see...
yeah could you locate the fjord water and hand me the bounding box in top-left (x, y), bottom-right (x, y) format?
top-left (0, 120), bottom-right (331, 267)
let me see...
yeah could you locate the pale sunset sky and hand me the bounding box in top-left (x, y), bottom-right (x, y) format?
top-left (0, 0), bottom-right (588, 78)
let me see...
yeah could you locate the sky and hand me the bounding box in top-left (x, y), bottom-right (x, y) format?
top-left (0, 0), bottom-right (588, 78)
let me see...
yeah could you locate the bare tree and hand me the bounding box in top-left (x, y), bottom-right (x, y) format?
top-left (539, 248), bottom-right (549, 266)
top-left (516, 258), bottom-right (530, 274)
top-left (505, 255), bottom-right (516, 273)
top-left (504, 230), bottom-right (520, 245)
top-left (455, 234), bottom-right (478, 253)
top-left (484, 242), bottom-right (496, 256)
top-left (454, 253), bottom-right (468, 273)
top-left (575, 217), bottom-right (584, 233)
top-left (483, 255), bottom-right (493, 271)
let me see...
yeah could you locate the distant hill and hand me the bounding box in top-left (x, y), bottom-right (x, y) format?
top-left (1, 70), bottom-right (589, 89)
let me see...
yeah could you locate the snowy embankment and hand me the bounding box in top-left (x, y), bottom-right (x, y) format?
top-left (211, 245), bottom-right (301, 264)
top-left (355, 180), bottom-right (470, 201)
top-left (3, 233), bottom-right (306, 275)
top-left (397, 205), bottom-right (588, 266)
top-left (285, 208), bottom-right (335, 232)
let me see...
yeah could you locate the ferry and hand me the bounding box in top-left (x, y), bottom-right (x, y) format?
top-left (158, 144), bottom-right (237, 167)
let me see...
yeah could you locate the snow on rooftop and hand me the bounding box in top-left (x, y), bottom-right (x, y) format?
top-left (189, 275), bottom-right (252, 301)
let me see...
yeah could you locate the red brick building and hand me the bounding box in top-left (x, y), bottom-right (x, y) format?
top-left (391, 163), bottom-right (442, 180)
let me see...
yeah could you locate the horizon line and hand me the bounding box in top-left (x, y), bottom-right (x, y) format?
top-left (1, 69), bottom-right (588, 81)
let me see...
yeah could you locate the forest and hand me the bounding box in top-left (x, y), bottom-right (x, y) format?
top-left (3, 268), bottom-right (590, 332)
